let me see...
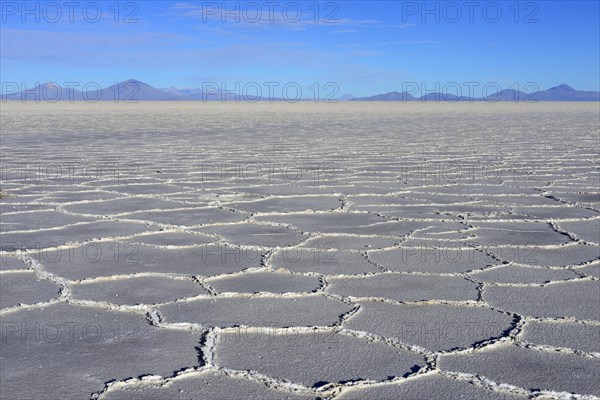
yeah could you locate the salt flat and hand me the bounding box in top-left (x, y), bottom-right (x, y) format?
top-left (0, 102), bottom-right (599, 399)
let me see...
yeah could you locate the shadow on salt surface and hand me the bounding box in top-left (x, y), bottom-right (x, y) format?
top-left (0, 271), bottom-right (62, 309)
top-left (215, 331), bottom-right (426, 388)
top-left (344, 301), bottom-right (516, 352)
top-left (0, 254), bottom-right (30, 271)
top-left (0, 303), bottom-right (201, 400)
top-left (102, 369), bottom-right (317, 400)
top-left (336, 374), bottom-right (528, 400)
top-left (122, 231), bottom-right (216, 246)
top-left (70, 275), bottom-right (209, 306)
top-left (299, 234), bottom-right (399, 251)
top-left (270, 248), bottom-right (380, 275)
top-left (191, 222), bottom-right (307, 248)
top-left (327, 274), bottom-right (479, 302)
top-left (120, 207), bottom-right (248, 226)
top-left (0, 221), bottom-right (153, 251)
top-left (520, 321), bottom-right (600, 354)
top-left (557, 218), bottom-right (600, 244)
top-left (62, 197), bottom-right (185, 216)
top-left (0, 210), bottom-right (94, 231)
top-left (469, 265), bottom-right (579, 284)
top-left (438, 344), bottom-right (600, 397)
top-left (157, 295), bottom-right (353, 328)
top-left (465, 222), bottom-right (572, 246)
top-left (206, 271), bottom-right (322, 294)
top-left (480, 243), bottom-right (600, 267)
top-left (368, 246), bottom-right (496, 274)
top-left (483, 280), bottom-right (600, 321)
top-left (222, 195), bottom-right (343, 213)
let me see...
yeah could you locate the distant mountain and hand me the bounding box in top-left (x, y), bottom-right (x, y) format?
top-left (352, 91), bottom-right (417, 101)
top-left (161, 86), bottom-right (201, 96)
top-left (98, 79), bottom-right (177, 101)
top-left (160, 86), bottom-right (241, 101)
top-left (1, 80), bottom-right (286, 102)
top-left (418, 93), bottom-right (476, 102)
top-left (484, 89), bottom-right (529, 102)
top-left (529, 84), bottom-right (600, 101)
top-left (338, 93), bottom-right (355, 101)
top-left (351, 84), bottom-right (600, 102)
top-left (2, 80), bottom-right (216, 101)
top-left (1, 82), bottom-right (86, 101)
top-left (352, 91), bottom-right (476, 101)
top-left (2, 81), bottom-right (599, 101)
top-left (1, 79), bottom-right (176, 101)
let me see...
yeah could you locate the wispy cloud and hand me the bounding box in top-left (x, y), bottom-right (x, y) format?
top-left (169, 3), bottom-right (382, 30)
top-left (348, 50), bottom-right (384, 57)
top-left (385, 40), bottom-right (448, 45)
top-left (332, 29), bottom-right (359, 34)
top-left (0, 28), bottom-right (336, 70)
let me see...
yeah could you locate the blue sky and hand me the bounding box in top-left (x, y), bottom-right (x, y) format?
top-left (1, 1), bottom-right (599, 96)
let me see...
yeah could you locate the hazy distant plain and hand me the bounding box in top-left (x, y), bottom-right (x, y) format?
top-left (1, 102), bottom-right (599, 399)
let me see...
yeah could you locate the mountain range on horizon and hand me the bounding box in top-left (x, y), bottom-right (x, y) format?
top-left (2, 80), bottom-right (599, 102)
top-left (350, 84), bottom-right (600, 102)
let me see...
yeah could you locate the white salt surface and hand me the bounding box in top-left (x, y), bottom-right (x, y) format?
top-left (0, 102), bottom-right (598, 399)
